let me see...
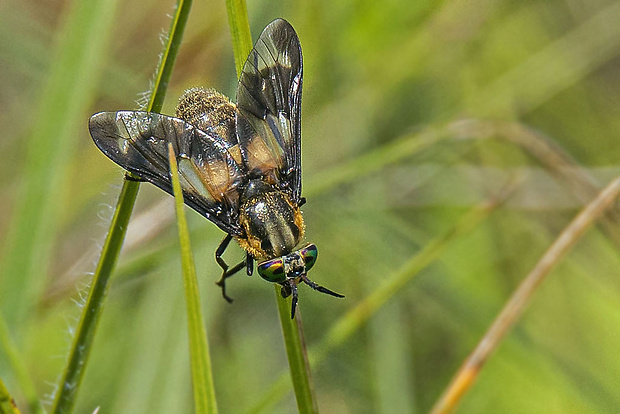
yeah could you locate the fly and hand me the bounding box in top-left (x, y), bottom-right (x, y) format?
top-left (89, 19), bottom-right (344, 318)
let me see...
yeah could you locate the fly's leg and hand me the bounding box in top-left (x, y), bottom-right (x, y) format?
top-left (215, 234), bottom-right (244, 303)
top-left (215, 234), bottom-right (233, 274)
top-left (216, 262), bottom-right (245, 303)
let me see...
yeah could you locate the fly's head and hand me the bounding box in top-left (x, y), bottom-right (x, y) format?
top-left (257, 243), bottom-right (317, 288)
top-left (257, 243), bottom-right (342, 318)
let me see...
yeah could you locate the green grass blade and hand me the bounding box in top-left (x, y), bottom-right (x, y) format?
top-left (305, 125), bottom-right (449, 198)
top-left (225, 6), bottom-right (318, 412)
top-left (51, 1), bottom-right (193, 413)
top-left (0, 377), bottom-right (20, 414)
top-left (315, 200), bottom-right (504, 354)
top-left (148, 0), bottom-right (193, 113)
top-left (167, 143), bottom-right (218, 414)
top-left (51, 180), bottom-right (139, 414)
top-left (275, 289), bottom-right (319, 414)
top-left (467, 1), bottom-right (620, 117)
top-left (0, 316), bottom-right (42, 414)
top-left (225, 0), bottom-right (252, 77)
top-left (0, 0), bottom-right (120, 331)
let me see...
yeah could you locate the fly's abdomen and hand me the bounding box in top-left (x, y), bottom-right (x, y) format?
top-left (238, 190), bottom-right (304, 259)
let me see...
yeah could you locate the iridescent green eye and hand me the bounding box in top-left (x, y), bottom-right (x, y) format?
top-left (300, 244), bottom-right (318, 271)
top-left (257, 258), bottom-right (286, 283)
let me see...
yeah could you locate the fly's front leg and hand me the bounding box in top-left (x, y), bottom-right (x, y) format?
top-left (215, 234), bottom-right (244, 303)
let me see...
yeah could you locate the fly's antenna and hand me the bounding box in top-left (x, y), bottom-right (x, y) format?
top-left (300, 274), bottom-right (345, 299)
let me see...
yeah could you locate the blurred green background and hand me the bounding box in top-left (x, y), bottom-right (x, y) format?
top-left (2, 0), bottom-right (620, 413)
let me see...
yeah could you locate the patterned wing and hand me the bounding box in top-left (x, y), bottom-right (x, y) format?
top-left (236, 18), bottom-right (303, 203)
top-left (89, 111), bottom-right (247, 235)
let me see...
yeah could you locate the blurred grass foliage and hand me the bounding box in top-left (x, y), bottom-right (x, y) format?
top-left (1, 0), bottom-right (620, 413)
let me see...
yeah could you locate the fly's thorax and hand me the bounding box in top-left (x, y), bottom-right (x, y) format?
top-left (237, 180), bottom-right (305, 259)
top-left (175, 87), bottom-right (236, 144)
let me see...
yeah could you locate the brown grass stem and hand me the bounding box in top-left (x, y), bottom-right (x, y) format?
top-left (430, 175), bottom-right (620, 414)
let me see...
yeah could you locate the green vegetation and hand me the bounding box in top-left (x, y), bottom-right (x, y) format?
top-left (169, 142), bottom-right (218, 414)
top-left (1, 1), bottom-right (620, 413)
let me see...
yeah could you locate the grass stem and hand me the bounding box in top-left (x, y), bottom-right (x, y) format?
top-left (430, 176), bottom-right (620, 414)
top-left (225, 5), bottom-right (319, 412)
top-left (168, 143), bottom-right (218, 414)
top-left (50, 1), bottom-right (192, 412)
top-left (275, 289), bottom-right (319, 414)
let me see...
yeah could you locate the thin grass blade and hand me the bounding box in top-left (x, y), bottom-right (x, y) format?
top-left (0, 377), bottom-right (21, 414)
top-left (51, 1), bottom-right (193, 412)
top-left (275, 289), bottom-right (319, 414)
top-left (167, 143), bottom-right (218, 414)
top-left (0, 316), bottom-right (42, 414)
top-left (0, 0), bottom-right (120, 331)
top-left (225, 6), bottom-right (319, 412)
top-left (225, 0), bottom-right (252, 77)
top-left (430, 176), bottom-right (620, 414)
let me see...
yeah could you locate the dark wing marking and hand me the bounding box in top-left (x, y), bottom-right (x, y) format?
top-left (89, 111), bottom-right (247, 235)
top-left (236, 18), bottom-right (303, 203)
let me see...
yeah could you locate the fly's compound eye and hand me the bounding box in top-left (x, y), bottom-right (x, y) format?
top-left (300, 243), bottom-right (318, 272)
top-left (257, 258), bottom-right (286, 283)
